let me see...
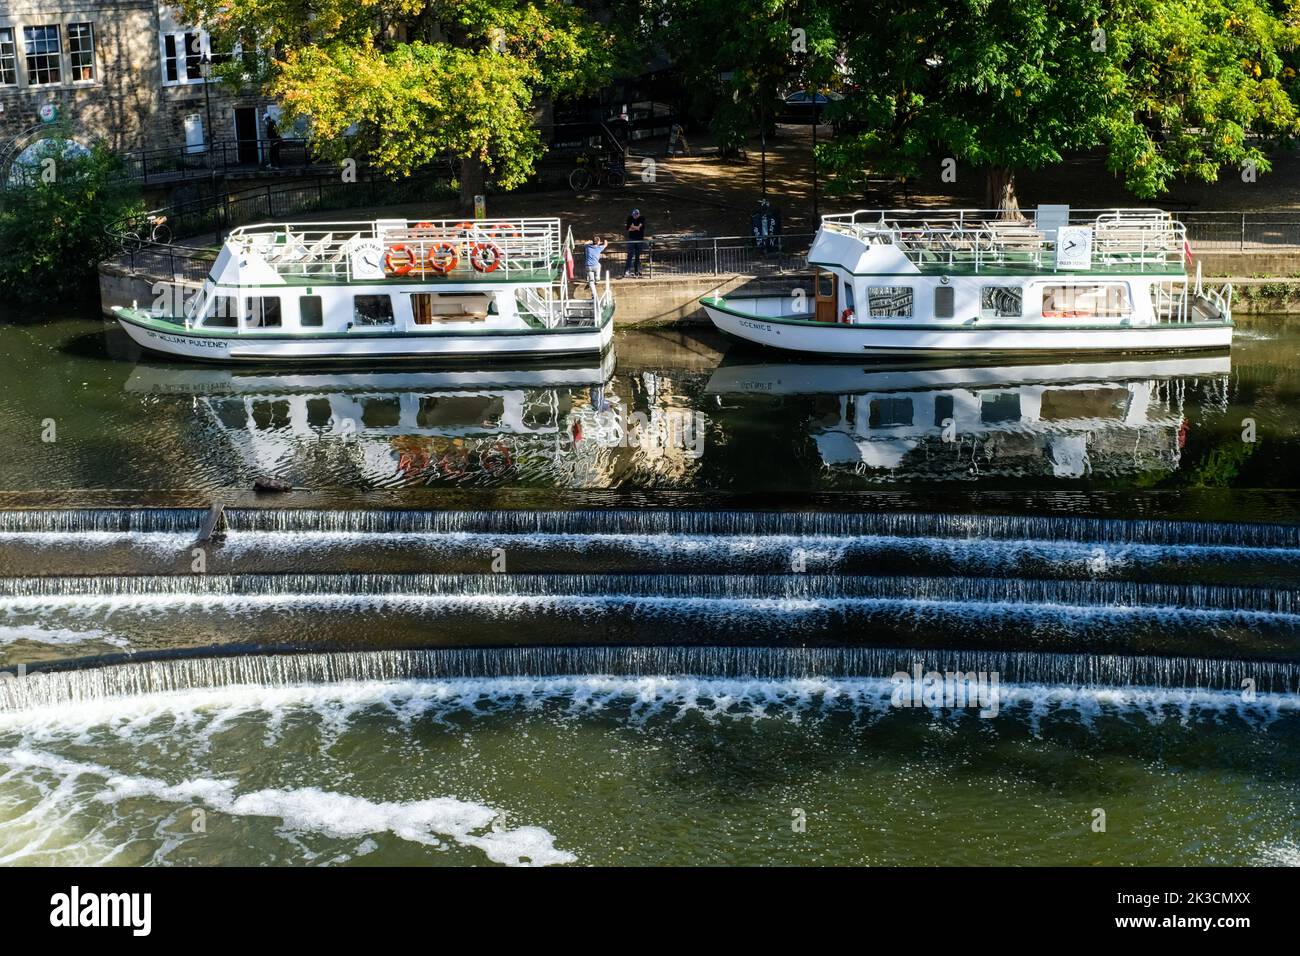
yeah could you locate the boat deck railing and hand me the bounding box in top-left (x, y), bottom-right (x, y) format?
top-left (821, 208), bottom-right (1187, 273)
top-left (227, 218), bottom-right (565, 281)
top-left (516, 273), bottom-right (613, 330)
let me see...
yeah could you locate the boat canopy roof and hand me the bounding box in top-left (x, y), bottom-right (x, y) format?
top-left (812, 207), bottom-right (1189, 277)
top-left (213, 218), bottom-right (569, 287)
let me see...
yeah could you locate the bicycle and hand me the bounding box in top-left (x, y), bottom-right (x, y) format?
top-left (568, 153), bottom-right (626, 192)
top-left (123, 213), bottom-right (174, 251)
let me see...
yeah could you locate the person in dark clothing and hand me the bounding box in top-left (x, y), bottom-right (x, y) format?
top-left (623, 208), bottom-right (646, 277)
top-left (264, 115), bottom-right (284, 169)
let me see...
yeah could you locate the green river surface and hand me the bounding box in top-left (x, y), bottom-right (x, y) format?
top-left (0, 308), bottom-right (1296, 866)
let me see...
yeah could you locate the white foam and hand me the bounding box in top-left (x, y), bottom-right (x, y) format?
top-left (0, 625), bottom-right (125, 648)
top-left (0, 674), bottom-right (1294, 738)
top-left (0, 748), bottom-right (574, 867)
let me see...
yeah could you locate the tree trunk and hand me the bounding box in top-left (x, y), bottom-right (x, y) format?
top-left (984, 165), bottom-right (1022, 220)
top-left (458, 156), bottom-right (485, 216)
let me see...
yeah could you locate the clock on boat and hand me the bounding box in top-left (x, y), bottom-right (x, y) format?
top-left (112, 217), bottom-right (614, 363)
top-left (701, 206), bottom-right (1232, 355)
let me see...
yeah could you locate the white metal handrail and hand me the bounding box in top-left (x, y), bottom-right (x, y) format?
top-left (822, 208), bottom-right (1185, 273)
top-left (228, 218), bottom-right (565, 281)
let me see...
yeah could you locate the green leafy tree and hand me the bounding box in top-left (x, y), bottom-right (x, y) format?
top-left (1101, 0), bottom-right (1300, 198)
top-left (647, 0), bottom-right (839, 155)
top-left (179, 0), bottom-right (615, 210)
top-left (819, 0), bottom-right (1300, 213)
top-left (0, 142), bottom-right (142, 306)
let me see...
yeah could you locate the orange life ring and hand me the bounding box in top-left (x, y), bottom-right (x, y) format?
top-left (564, 248), bottom-right (575, 280)
top-left (427, 242), bottom-right (460, 275)
top-left (470, 242), bottom-right (504, 273)
top-left (384, 244), bottom-right (415, 275)
top-left (455, 221), bottom-right (477, 237)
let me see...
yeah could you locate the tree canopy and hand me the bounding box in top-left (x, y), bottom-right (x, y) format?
top-left (179, 0), bottom-right (616, 207)
top-left (815, 0), bottom-right (1300, 209)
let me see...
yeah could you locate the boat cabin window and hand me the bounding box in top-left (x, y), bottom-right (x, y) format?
top-left (300, 295), bottom-right (323, 327)
top-left (981, 286), bottom-right (1023, 318)
top-left (411, 292), bottom-right (492, 324)
top-left (245, 296), bottom-right (282, 328)
top-left (354, 294), bottom-right (395, 326)
top-left (817, 273), bottom-right (835, 298)
top-left (204, 294), bottom-right (238, 328)
top-left (866, 286), bottom-right (914, 318)
top-left (868, 398), bottom-right (914, 428)
top-left (1041, 284), bottom-right (1130, 319)
top-left (934, 286), bottom-right (955, 319)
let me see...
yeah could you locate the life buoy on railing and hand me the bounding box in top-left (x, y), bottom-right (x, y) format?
top-left (384, 244), bottom-right (416, 275)
top-left (427, 242), bottom-right (460, 275)
top-left (564, 248), bottom-right (575, 280)
top-left (470, 242), bottom-right (504, 273)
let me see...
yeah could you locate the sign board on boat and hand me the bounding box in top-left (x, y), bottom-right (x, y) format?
top-left (1055, 226), bottom-right (1093, 270)
top-left (347, 237), bottom-right (385, 280)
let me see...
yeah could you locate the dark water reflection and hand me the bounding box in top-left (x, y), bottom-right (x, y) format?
top-left (0, 315), bottom-right (1297, 502)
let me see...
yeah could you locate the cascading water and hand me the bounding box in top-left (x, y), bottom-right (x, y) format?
top-left (1, 508), bottom-right (1298, 712)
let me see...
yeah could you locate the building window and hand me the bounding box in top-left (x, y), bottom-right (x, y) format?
top-left (162, 31), bottom-right (206, 85)
top-left (24, 25), bottom-right (62, 86)
top-left (0, 29), bottom-right (18, 86)
top-left (866, 286), bottom-right (914, 318)
top-left (67, 23), bottom-right (95, 82)
top-left (981, 286), bottom-right (1023, 318)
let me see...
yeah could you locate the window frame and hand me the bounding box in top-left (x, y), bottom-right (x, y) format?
top-left (0, 28), bottom-right (18, 87)
top-left (353, 294), bottom-right (395, 326)
top-left (66, 21), bottom-right (95, 83)
top-left (23, 24), bottom-right (63, 87)
top-left (980, 285), bottom-right (1024, 319)
top-left (243, 295), bottom-right (283, 330)
top-left (1040, 283), bottom-right (1132, 320)
top-left (865, 285), bottom-right (914, 319)
top-left (933, 285), bottom-right (955, 319)
top-left (202, 294), bottom-right (238, 329)
top-left (299, 295), bottom-right (324, 328)
top-left (160, 30), bottom-right (209, 86)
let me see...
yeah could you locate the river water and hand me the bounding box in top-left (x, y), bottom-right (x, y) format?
top-left (0, 314), bottom-right (1296, 865)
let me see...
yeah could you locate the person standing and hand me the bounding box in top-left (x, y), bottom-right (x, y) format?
top-left (264, 114), bottom-right (284, 169)
top-left (585, 235), bottom-right (609, 281)
top-left (623, 208), bottom-right (647, 278)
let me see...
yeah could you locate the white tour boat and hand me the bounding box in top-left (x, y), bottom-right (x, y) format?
top-left (702, 206), bottom-right (1232, 355)
top-left (113, 217), bottom-right (614, 362)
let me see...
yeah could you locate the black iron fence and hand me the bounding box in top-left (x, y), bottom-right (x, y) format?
top-left (1176, 211), bottom-right (1300, 251)
top-left (586, 234), bottom-right (815, 279)
top-left (107, 169), bottom-right (455, 281)
top-left (120, 138), bottom-right (317, 185)
top-left (109, 204), bottom-right (1300, 289)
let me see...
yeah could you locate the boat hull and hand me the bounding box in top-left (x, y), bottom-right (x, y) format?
top-left (703, 302), bottom-right (1233, 355)
top-left (114, 308), bottom-right (614, 363)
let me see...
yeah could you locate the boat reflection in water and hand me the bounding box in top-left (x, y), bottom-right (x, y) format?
top-left (707, 353), bottom-right (1232, 480)
top-left (124, 350), bottom-right (619, 486)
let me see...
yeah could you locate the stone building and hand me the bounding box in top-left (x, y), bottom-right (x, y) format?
top-left (0, 2), bottom-right (274, 160)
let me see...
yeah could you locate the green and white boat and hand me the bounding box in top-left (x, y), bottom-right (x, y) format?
top-left (113, 217), bottom-right (614, 362)
top-left (702, 207), bottom-right (1233, 355)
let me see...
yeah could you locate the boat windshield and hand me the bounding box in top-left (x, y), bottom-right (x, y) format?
top-left (186, 280), bottom-right (213, 320)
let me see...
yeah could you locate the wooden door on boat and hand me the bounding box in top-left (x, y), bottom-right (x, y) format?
top-left (815, 270), bottom-right (838, 323)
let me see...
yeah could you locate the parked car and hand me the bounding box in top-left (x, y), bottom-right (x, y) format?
top-left (778, 89), bottom-right (844, 126)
